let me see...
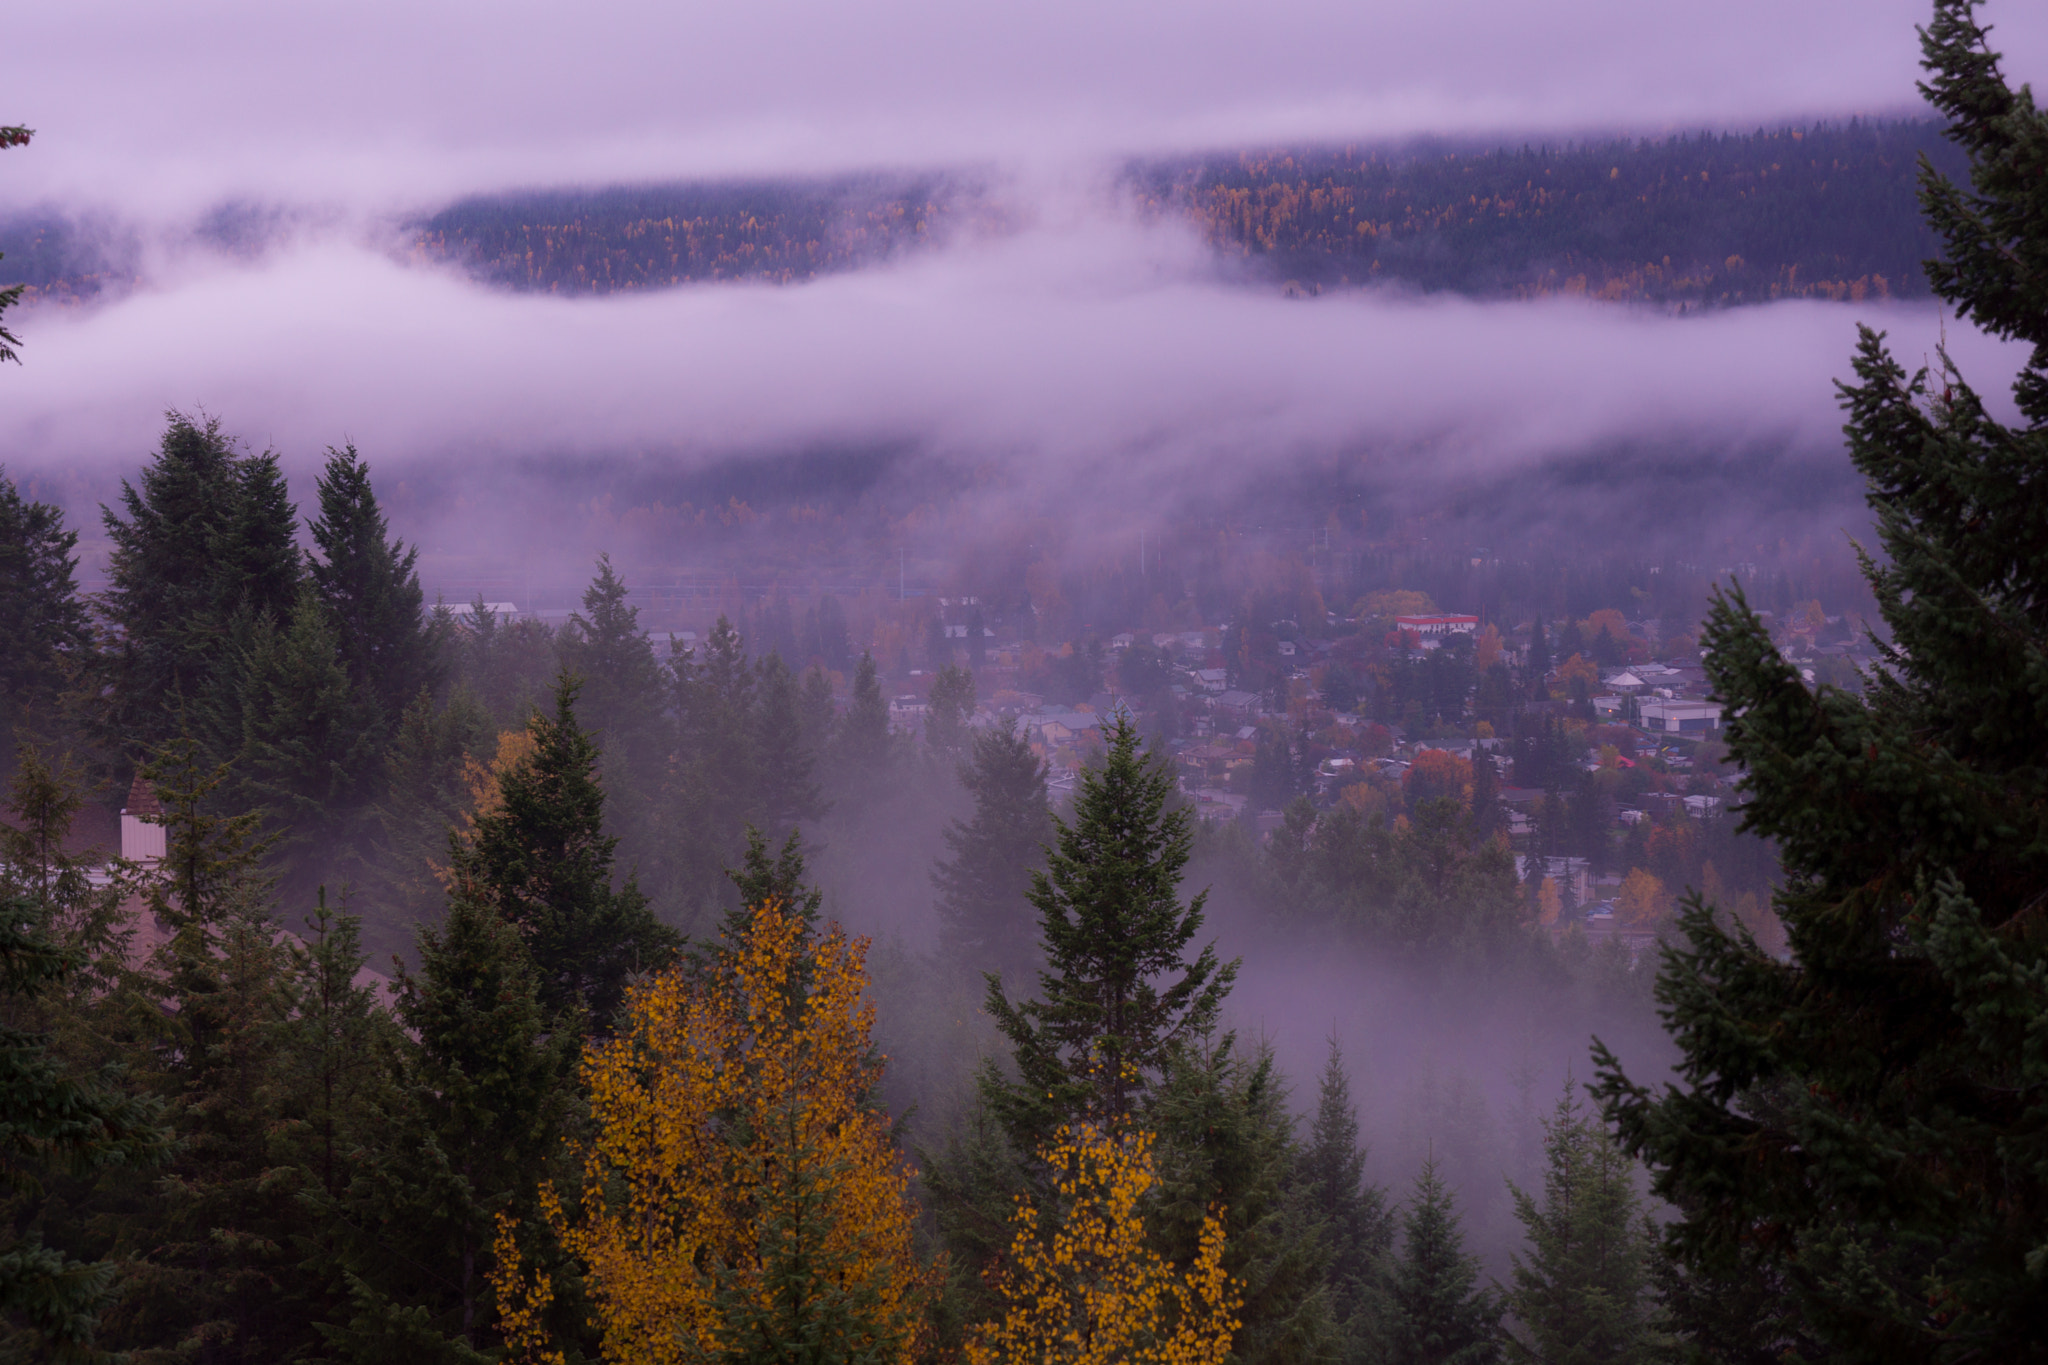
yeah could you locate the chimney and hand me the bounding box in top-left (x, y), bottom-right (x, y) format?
top-left (120, 774), bottom-right (166, 864)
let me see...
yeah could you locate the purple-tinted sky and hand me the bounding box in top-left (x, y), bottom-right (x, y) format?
top-left (8, 0), bottom-right (2045, 214)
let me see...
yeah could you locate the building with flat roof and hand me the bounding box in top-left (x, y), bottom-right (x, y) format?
top-left (1639, 699), bottom-right (1723, 734)
top-left (1393, 614), bottom-right (1479, 636)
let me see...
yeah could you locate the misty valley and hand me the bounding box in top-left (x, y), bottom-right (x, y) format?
top-left (3, 2), bottom-right (2048, 1362)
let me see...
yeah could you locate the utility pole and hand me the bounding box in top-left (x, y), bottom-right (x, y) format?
top-left (899, 547), bottom-right (906, 602)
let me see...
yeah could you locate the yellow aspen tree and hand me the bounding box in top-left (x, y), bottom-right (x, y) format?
top-left (967, 1123), bottom-right (1240, 1365)
top-left (493, 898), bottom-right (931, 1364)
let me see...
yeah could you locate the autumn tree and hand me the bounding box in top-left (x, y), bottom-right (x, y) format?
top-left (496, 897), bottom-right (930, 1364)
top-left (965, 1121), bottom-right (1239, 1365)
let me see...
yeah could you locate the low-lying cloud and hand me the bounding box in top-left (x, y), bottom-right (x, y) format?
top-left (4, 206), bottom-right (2024, 569)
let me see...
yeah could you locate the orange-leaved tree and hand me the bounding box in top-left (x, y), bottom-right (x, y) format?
top-left (967, 1121), bottom-right (1240, 1365)
top-left (493, 896), bottom-right (932, 1364)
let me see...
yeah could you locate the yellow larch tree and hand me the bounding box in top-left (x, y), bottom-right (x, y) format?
top-left (493, 897), bottom-right (931, 1365)
top-left (967, 1122), bottom-right (1240, 1365)
top-left (1615, 867), bottom-right (1669, 927)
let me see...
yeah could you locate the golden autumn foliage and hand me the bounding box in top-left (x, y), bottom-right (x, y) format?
top-left (431, 727), bottom-right (542, 893)
top-left (967, 1123), bottom-right (1240, 1365)
top-left (1615, 868), bottom-right (1670, 927)
top-left (1555, 653), bottom-right (1601, 691)
top-left (1474, 623), bottom-right (1505, 672)
top-left (465, 728), bottom-right (541, 830)
top-left (494, 898), bottom-right (931, 1365)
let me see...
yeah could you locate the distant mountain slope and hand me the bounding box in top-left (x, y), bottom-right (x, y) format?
top-left (411, 172), bottom-right (994, 293)
top-left (0, 120), bottom-right (1963, 308)
top-left (1132, 119), bottom-right (1961, 305)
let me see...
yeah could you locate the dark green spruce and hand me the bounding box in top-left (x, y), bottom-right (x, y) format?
top-left (1594, 4), bottom-right (2048, 1358)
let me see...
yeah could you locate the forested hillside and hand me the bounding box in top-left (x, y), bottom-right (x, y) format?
top-left (408, 118), bottom-right (1955, 304)
top-left (1134, 118), bottom-right (1963, 304)
top-left (0, 119), bottom-right (1958, 308)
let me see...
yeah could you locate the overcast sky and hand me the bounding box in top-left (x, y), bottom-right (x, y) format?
top-left (8, 0), bottom-right (2045, 216)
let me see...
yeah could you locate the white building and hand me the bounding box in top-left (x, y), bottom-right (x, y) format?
top-left (1639, 699), bottom-right (1723, 734)
top-left (1393, 614), bottom-right (1480, 637)
top-left (120, 775), bottom-right (165, 864)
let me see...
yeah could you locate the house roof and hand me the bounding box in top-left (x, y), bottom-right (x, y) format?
top-left (124, 774), bottom-right (161, 817)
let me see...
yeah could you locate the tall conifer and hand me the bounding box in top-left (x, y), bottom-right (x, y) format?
top-left (1503, 1086), bottom-right (1660, 1363)
top-left (307, 444), bottom-right (443, 735)
top-left (1386, 1160), bottom-right (1499, 1365)
top-left (453, 674), bottom-right (676, 1026)
top-left (1595, 6), bottom-right (2048, 1357)
top-left (0, 471), bottom-right (90, 761)
top-left (982, 710), bottom-right (1237, 1140)
top-left (1301, 1038), bottom-right (1395, 1363)
top-left (99, 415), bottom-right (302, 762)
top-left (932, 719), bottom-right (1050, 984)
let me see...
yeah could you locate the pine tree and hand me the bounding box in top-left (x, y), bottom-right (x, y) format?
top-left (982, 710), bottom-right (1237, 1142)
top-left (317, 891), bottom-right (573, 1362)
top-left (455, 597), bottom-right (559, 731)
top-left (359, 686), bottom-right (494, 953)
top-left (932, 719), bottom-right (1050, 984)
top-left (924, 662), bottom-right (976, 758)
top-left (111, 739), bottom-right (315, 1361)
top-left (721, 826), bottom-right (826, 944)
top-left (1525, 617), bottom-right (1550, 700)
top-left (561, 557), bottom-right (675, 889)
top-left (0, 470), bottom-right (90, 760)
top-left (753, 652), bottom-right (826, 836)
top-left (454, 674), bottom-right (677, 1027)
top-left (1148, 1036), bottom-right (1335, 1365)
top-left (1593, 7), bottom-right (2048, 1358)
top-left (833, 649), bottom-right (892, 780)
top-left (1248, 729), bottom-right (1297, 813)
top-left (0, 126), bottom-right (30, 365)
top-left (1386, 1160), bottom-right (1500, 1365)
top-left (307, 443), bottom-right (443, 738)
top-left (98, 414), bottom-right (303, 763)
top-left (1301, 1038), bottom-right (1395, 1364)
top-left (671, 614), bottom-right (763, 909)
top-left (1503, 1085), bottom-right (1660, 1364)
top-left (799, 664), bottom-right (836, 758)
top-left (966, 606), bottom-right (986, 667)
top-left (236, 587), bottom-right (385, 901)
top-left (0, 751), bottom-right (173, 1362)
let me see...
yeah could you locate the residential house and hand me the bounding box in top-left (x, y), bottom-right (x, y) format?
top-left (1639, 699), bottom-right (1723, 734)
